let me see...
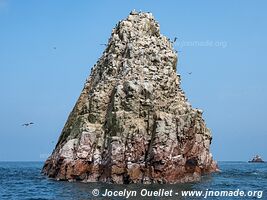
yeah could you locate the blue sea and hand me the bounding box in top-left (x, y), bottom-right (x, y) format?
top-left (0, 162), bottom-right (266, 200)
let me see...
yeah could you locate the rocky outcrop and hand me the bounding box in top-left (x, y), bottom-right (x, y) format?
top-left (249, 155), bottom-right (264, 163)
top-left (42, 11), bottom-right (218, 184)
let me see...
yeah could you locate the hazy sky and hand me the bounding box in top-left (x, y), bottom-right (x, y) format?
top-left (0, 0), bottom-right (266, 161)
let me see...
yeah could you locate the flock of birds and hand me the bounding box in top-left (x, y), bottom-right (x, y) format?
top-left (21, 38), bottom-right (191, 149)
top-left (99, 37), bottom-right (192, 75)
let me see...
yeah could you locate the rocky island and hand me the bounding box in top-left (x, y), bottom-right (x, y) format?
top-left (42, 11), bottom-right (218, 183)
top-left (249, 155), bottom-right (265, 163)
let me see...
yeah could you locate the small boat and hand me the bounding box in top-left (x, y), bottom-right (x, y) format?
top-left (248, 155), bottom-right (265, 163)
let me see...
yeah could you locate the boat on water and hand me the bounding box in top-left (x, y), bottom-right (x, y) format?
top-left (249, 155), bottom-right (265, 163)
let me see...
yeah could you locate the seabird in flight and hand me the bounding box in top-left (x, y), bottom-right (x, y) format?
top-left (22, 122), bottom-right (34, 127)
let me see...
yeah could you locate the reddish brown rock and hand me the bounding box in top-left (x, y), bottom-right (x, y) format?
top-left (42, 11), bottom-right (218, 184)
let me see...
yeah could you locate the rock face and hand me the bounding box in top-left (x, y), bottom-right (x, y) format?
top-left (42, 11), bottom-right (218, 183)
top-left (249, 155), bottom-right (264, 163)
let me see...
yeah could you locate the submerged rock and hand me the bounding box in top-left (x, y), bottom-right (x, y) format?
top-left (42, 11), bottom-right (218, 183)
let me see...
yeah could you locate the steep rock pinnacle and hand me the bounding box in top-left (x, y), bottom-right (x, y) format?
top-left (42, 11), bottom-right (218, 184)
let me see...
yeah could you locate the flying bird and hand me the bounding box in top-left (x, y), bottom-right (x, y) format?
top-left (174, 37), bottom-right (178, 43)
top-left (53, 47), bottom-right (57, 50)
top-left (22, 122), bottom-right (34, 127)
top-left (188, 72), bottom-right (192, 75)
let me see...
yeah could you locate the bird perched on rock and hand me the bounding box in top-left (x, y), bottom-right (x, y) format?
top-left (22, 122), bottom-right (34, 127)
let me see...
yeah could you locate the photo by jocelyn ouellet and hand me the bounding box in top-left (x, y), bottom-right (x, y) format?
top-left (0, 1), bottom-right (266, 200)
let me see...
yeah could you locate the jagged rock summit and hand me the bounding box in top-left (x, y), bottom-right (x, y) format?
top-left (249, 155), bottom-right (265, 163)
top-left (42, 11), bottom-right (218, 183)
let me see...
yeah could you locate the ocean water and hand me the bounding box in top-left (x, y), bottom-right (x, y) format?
top-left (0, 162), bottom-right (266, 200)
